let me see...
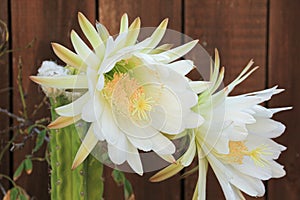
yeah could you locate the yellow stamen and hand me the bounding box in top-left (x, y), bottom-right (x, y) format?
top-left (130, 91), bottom-right (154, 120)
top-left (219, 141), bottom-right (270, 166)
top-left (245, 145), bottom-right (271, 167)
top-left (223, 141), bottom-right (248, 164)
top-left (103, 72), bottom-right (154, 121)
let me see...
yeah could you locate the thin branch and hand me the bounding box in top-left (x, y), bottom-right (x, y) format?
top-left (0, 108), bottom-right (25, 123)
top-left (0, 182), bottom-right (6, 196)
top-left (0, 38), bottom-right (36, 56)
top-left (17, 57), bottom-right (28, 120)
top-left (0, 134), bottom-right (17, 162)
top-left (31, 96), bottom-right (48, 117)
top-left (31, 157), bottom-right (46, 162)
top-left (0, 87), bottom-right (12, 94)
top-left (0, 174), bottom-right (17, 187)
top-left (0, 124), bottom-right (24, 134)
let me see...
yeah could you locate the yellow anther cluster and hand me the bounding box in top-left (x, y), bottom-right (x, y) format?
top-left (103, 72), bottom-right (153, 121)
top-left (220, 141), bottom-right (270, 166)
top-left (224, 141), bottom-right (248, 164)
top-left (130, 90), bottom-right (154, 121)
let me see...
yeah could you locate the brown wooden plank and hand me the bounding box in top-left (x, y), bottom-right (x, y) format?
top-left (99, 0), bottom-right (182, 199)
top-left (185, 0), bottom-right (267, 199)
top-left (0, 0), bottom-right (11, 198)
top-left (268, 0), bottom-right (300, 199)
top-left (11, 1), bottom-right (95, 199)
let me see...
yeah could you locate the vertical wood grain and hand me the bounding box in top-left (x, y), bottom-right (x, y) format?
top-left (185, 0), bottom-right (267, 199)
top-left (10, 1), bottom-right (95, 199)
top-left (268, 0), bottom-right (300, 199)
top-left (99, 0), bottom-right (182, 199)
top-left (0, 0), bottom-right (11, 198)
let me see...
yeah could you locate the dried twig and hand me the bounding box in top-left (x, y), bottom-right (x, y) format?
top-left (0, 108), bottom-right (25, 123)
top-left (17, 57), bottom-right (28, 119)
top-left (0, 87), bottom-right (12, 94)
top-left (0, 38), bottom-right (36, 56)
top-left (0, 182), bottom-right (6, 197)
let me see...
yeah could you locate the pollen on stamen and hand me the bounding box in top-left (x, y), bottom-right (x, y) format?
top-left (222, 141), bottom-right (248, 164)
top-left (103, 72), bottom-right (154, 121)
top-left (220, 141), bottom-right (271, 167)
top-left (130, 90), bottom-right (154, 121)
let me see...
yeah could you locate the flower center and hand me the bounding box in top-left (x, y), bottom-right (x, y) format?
top-left (103, 72), bottom-right (154, 121)
top-left (219, 141), bottom-right (270, 166)
top-left (130, 90), bottom-right (154, 121)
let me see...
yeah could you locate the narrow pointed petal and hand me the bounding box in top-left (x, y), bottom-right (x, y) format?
top-left (51, 43), bottom-right (86, 70)
top-left (154, 40), bottom-right (199, 63)
top-left (78, 12), bottom-right (104, 57)
top-left (181, 137), bottom-right (196, 166)
top-left (149, 162), bottom-right (184, 182)
top-left (227, 62), bottom-right (258, 94)
top-left (55, 92), bottom-right (89, 116)
top-left (210, 67), bottom-right (225, 94)
top-left (158, 154), bottom-right (176, 163)
top-left (72, 125), bottom-right (98, 169)
top-left (167, 60), bottom-right (194, 75)
top-left (150, 44), bottom-right (173, 54)
top-left (30, 75), bottom-right (88, 89)
top-left (71, 30), bottom-right (100, 68)
top-left (189, 81), bottom-right (211, 94)
top-left (126, 143), bottom-right (143, 175)
top-left (269, 107), bottom-right (292, 116)
top-left (125, 17), bottom-right (141, 46)
top-left (142, 18), bottom-right (168, 53)
top-left (119, 13), bottom-right (129, 33)
top-left (192, 180), bottom-right (199, 200)
top-left (96, 22), bottom-right (110, 42)
top-left (48, 115), bottom-right (81, 129)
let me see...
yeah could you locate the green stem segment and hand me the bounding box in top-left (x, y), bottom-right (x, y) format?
top-left (49, 96), bottom-right (103, 200)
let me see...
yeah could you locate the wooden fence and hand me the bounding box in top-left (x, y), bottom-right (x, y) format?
top-left (0, 0), bottom-right (299, 199)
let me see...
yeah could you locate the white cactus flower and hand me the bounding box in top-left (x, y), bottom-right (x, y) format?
top-left (31, 13), bottom-right (204, 175)
top-left (151, 50), bottom-right (291, 199)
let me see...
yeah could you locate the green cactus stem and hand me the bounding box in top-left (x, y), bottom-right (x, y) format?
top-left (49, 96), bottom-right (103, 200)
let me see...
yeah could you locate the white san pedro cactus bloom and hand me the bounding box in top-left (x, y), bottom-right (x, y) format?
top-left (151, 50), bottom-right (291, 200)
top-left (31, 13), bottom-right (204, 175)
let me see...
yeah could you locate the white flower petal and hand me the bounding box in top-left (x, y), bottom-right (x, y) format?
top-left (119, 13), bottom-right (129, 34)
top-left (125, 17), bottom-right (141, 46)
top-left (51, 43), bottom-right (86, 70)
top-left (101, 103), bottom-right (119, 145)
top-left (93, 122), bottom-right (105, 141)
top-left (151, 133), bottom-right (176, 155)
top-left (141, 18), bottom-right (168, 53)
top-left (189, 81), bottom-right (211, 94)
top-left (72, 125), bottom-right (98, 169)
top-left (30, 75), bottom-right (88, 89)
top-left (78, 12), bottom-right (104, 58)
top-left (232, 156), bottom-right (272, 180)
top-left (166, 60), bottom-right (194, 75)
top-left (71, 30), bottom-right (100, 69)
top-left (55, 92), bottom-right (89, 117)
top-left (96, 22), bottom-right (110, 42)
top-left (270, 160), bottom-right (286, 178)
top-left (183, 110), bottom-right (204, 129)
top-left (153, 40), bottom-right (199, 63)
top-left (247, 118), bottom-right (286, 138)
top-left (126, 142), bottom-right (143, 175)
top-left (107, 133), bottom-right (128, 165)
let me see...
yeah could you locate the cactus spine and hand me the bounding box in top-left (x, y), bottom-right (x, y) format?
top-left (49, 96), bottom-right (104, 200)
